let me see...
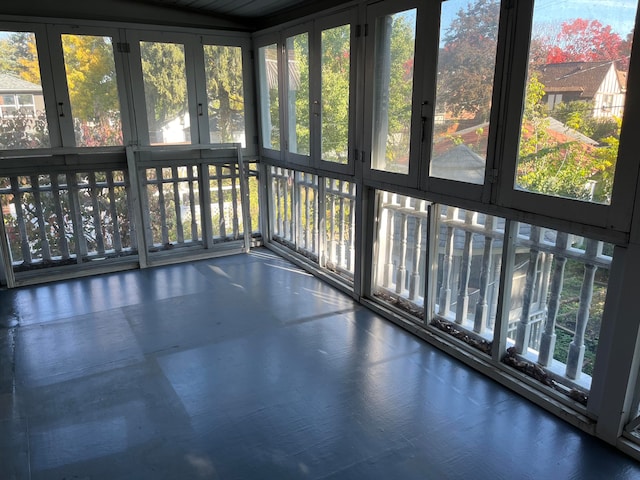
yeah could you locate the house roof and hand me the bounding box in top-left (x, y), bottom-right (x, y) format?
top-left (0, 73), bottom-right (42, 93)
top-left (539, 62), bottom-right (618, 99)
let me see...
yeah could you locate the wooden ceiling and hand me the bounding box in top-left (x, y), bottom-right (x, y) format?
top-left (128, 0), bottom-right (354, 27)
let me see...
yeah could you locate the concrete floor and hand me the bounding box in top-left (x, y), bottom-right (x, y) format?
top-left (1, 248), bottom-right (639, 479)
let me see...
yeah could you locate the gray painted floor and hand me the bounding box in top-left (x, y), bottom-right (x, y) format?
top-left (1, 248), bottom-right (639, 479)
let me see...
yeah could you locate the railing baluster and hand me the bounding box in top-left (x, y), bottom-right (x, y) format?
top-left (30, 175), bottom-right (52, 261)
top-left (538, 232), bottom-right (569, 366)
top-left (68, 173), bottom-right (88, 261)
top-left (455, 210), bottom-right (474, 325)
top-left (438, 207), bottom-right (456, 316)
top-left (216, 165), bottom-right (227, 239)
top-left (395, 196), bottom-right (409, 295)
top-left (106, 171), bottom-right (123, 253)
top-left (474, 215), bottom-right (496, 333)
top-left (124, 168), bottom-right (137, 251)
top-left (88, 172), bottom-right (106, 255)
top-left (515, 226), bottom-right (541, 354)
top-left (230, 165), bottom-right (240, 239)
top-left (171, 166), bottom-right (184, 245)
top-left (348, 183), bottom-right (356, 272)
top-left (283, 170), bottom-right (290, 241)
top-left (50, 174), bottom-right (70, 259)
top-left (338, 181), bottom-right (346, 268)
top-left (312, 177), bottom-right (319, 255)
top-left (382, 192), bottom-right (395, 288)
top-left (10, 177), bottom-right (32, 265)
top-left (409, 200), bottom-right (424, 301)
top-left (187, 166), bottom-right (198, 242)
top-left (566, 239), bottom-right (600, 380)
top-left (155, 168), bottom-right (169, 246)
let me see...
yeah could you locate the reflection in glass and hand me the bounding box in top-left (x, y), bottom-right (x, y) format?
top-left (321, 24), bottom-right (351, 164)
top-left (258, 44), bottom-right (280, 150)
top-left (430, 0), bottom-right (500, 184)
top-left (0, 31), bottom-right (50, 149)
top-left (286, 33), bottom-right (310, 156)
top-left (204, 45), bottom-right (245, 147)
top-left (371, 9), bottom-right (416, 174)
top-left (140, 41), bottom-right (190, 145)
top-left (62, 35), bottom-right (123, 147)
top-left (515, 0), bottom-right (637, 204)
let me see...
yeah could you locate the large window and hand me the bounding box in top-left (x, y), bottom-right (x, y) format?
top-left (515, 0), bottom-right (637, 205)
top-left (61, 34), bottom-right (123, 147)
top-left (285, 32), bottom-right (310, 157)
top-left (370, 8), bottom-right (417, 175)
top-left (204, 45), bottom-right (246, 147)
top-left (430, 0), bottom-right (501, 185)
top-left (0, 30), bottom-right (50, 149)
top-left (140, 41), bottom-right (190, 145)
top-left (321, 24), bottom-right (351, 164)
top-left (258, 43), bottom-right (280, 151)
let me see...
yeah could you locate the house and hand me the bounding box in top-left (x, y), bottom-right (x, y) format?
top-left (0, 73), bottom-right (44, 119)
top-left (2, 0), bottom-right (640, 477)
top-left (539, 61), bottom-right (626, 118)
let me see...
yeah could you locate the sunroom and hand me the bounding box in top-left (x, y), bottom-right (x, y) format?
top-left (2, 0), bottom-right (640, 474)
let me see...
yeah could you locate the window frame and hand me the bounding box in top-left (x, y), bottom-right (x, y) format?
top-left (361, 0), bottom-right (426, 189)
top-left (254, 32), bottom-right (284, 162)
top-left (197, 33), bottom-right (256, 156)
top-left (47, 25), bottom-right (131, 148)
top-left (495, 0), bottom-right (640, 233)
top-left (127, 30), bottom-right (200, 146)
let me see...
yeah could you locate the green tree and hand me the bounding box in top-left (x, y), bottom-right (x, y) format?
top-left (205, 45), bottom-right (245, 144)
top-left (140, 41), bottom-right (188, 143)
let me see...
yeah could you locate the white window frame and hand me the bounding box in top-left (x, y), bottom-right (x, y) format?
top-left (254, 32), bottom-right (283, 162)
top-left (127, 30), bottom-right (200, 146)
top-left (196, 33), bottom-right (256, 156)
top-left (46, 25), bottom-right (131, 148)
top-left (495, 0), bottom-right (640, 234)
top-left (361, 0), bottom-right (426, 189)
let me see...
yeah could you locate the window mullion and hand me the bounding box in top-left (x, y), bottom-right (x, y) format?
top-left (191, 37), bottom-right (210, 145)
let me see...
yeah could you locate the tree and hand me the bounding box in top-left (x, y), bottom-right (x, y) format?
top-left (437, 0), bottom-right (500, 120)
top-left (140, 41), bottom-right (188, 143)
top-left (538, 19), bottom-right (631, 67)
top-left (205, 45), bottom-right (245, 144)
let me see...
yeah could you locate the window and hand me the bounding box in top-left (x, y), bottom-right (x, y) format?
top-left (514, 0), bottom-right (637, 205)
top-left (61, 34), bottom-right (123, 147)
top-left (429, 0), bottom-right (501, 185)
top-left (321, 24), bottom-right (351, 164)
top-left (204, 45), bottom-right (246, 147)
top-left (140, 41), bottom-right (190, 145)
top-left (0, 30), bottom-right (50, 149)
top-left (258, 43), bottom-right (281, 152)
top-left (370, 9), bottom-right (417, 175)
top-left (285, 32), bottom-right (310, 157)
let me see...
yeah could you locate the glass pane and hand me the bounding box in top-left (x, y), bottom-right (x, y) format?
top-left (506, 223), bottom-right (612, 394)
top-left (324, 178), bottom-right (356, 278)
top-left (430, 0), bottom-right (501, 184)
top-left (432, 206), bottom-right (504, 349)
top-left (258, 44), bottom-right (280, 150)
top-left (0, 31), bottom-right (50, 149)
top-left (371, 9), bottom-right (417, 174)
top-left (372, 190), bottom-right (428, 319)
top-left (286, 33), bottom-right (309, 156)
top-left (321, 24), bottom-right (351, 164)
top-left (204, 45), bottom-right (246, 147)
top-left (515, 0), bottom-right (637, 204)
top-left (62, 35), bottom-right (123, 147)
top-left (140, 41), bottom-right (190, 145)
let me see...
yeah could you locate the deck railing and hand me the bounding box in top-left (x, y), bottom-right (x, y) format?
top-left (269, 166), bottom-right (355, 281)
top-left (0, 145), bottom-right (253, 285)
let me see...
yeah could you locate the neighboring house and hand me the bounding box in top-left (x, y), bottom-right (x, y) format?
top-left (539, 61), bottom-right (626, 119)
top-left (0, 73), bottom-right (44, 119)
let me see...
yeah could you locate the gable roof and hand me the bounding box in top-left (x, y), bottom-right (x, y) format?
top-left (539, 61), bottom-right (618, 98)
top-left (0, 73), bottom-right (42, 93)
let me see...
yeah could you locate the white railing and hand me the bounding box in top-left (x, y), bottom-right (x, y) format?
top-left (0, 145), bottom-right (253, 285)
